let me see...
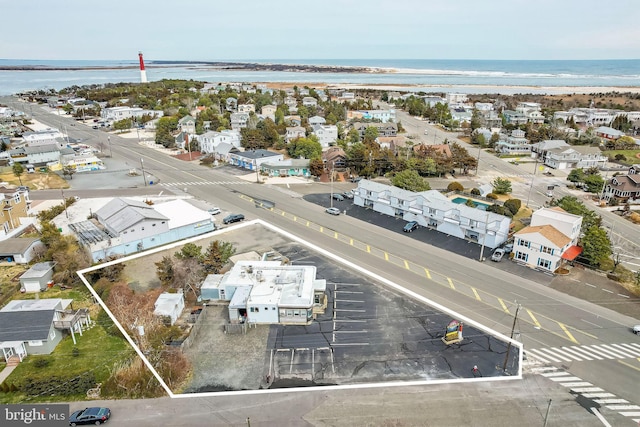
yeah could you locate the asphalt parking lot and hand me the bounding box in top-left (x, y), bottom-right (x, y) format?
top-left (266, 241), bottom-right (518, 388)
top-left (303, 192), bottom-right (555, 286)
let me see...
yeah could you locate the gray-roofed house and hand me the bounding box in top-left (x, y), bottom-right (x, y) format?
top-left (96, 198), bottom-right (169, 241)
top-left (0, 238), bottom-right (44, 264)
top-left (153, 291), bottom-right (185, 326)
top-left (354, 180), bottom-right (510, 248)
top-left (19, 261), bottom-right (56, 293)
top-left (543, 145), bottom-right (608, 170)
top-left (0, 298), bottom-right (91, 363)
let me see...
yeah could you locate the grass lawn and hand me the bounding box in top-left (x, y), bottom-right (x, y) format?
top-left (0, 320), bottom-right (134, 403)
top-left (0, 265), bottom-right (27, 308)
top-left (604, 149), bottom-right (640, 166)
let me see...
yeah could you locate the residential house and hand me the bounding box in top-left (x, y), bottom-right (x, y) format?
top-left (230, 112), bottom-right (250, 130)
top-left (308, 115), bottom-right (326, 126)
top-left (284, 97), bottom-right (298, 110)
top-left (422, 96), bottom-right (447, 107)
top-left (200, 260), bottom-right (327, 325)
top-left (260, 159), bottom-right (310, 177)
top-left (178, 115), bottom-right (196, 134)
top-left (602, 164), bottom-right (640, 203)
top-left (19, 261), bottom-right (55, 292)
top-left (302, 97), bottom-right (318, 107)
top-left (284, 115), bottom-right (302, 126)
top-left (377, 136), bottom-right (408, 155)
top-left (285, 126), bottom-right (306, 143)
top-left (311, 124), bottom-right (338, 148)
top-left (101, 106), bottom-right (163, 121)
top-left (512, 207), bottom-right (583, 273)
top-left (197, 130), bottom-right (241, 155)
top-left (68, 198), bottom-right (215, 262)
top-left (354, 180), bottom-right (510, 249)
top-left (352, 122), bottom-right (398, 139)
top-left (516, 102), bottom-right (545, 124)
top-left (446, 93), bottom-right (468, 105)
top-left (322, 147), bottom-right (347, 170)
top-left (339, 92), bottom-right (355, 100)
top-left (544, 145), bottom-right (608, 170)
top-left (496, 129), bottom-right (530, 155)
top-left (229, 149), bottom-right (284, 171)
top-left (225, 98), bottom-right (237, 112)
top-left (0, 238), bottom-right (44, 263)
top-left (0, 298), bottom-right (91, 362)
top-left (595, 126), bottom-right (625, 141)
top-left (22, 128), bottom-right (64, 146)
top-left (502, 110), bottom-right (528, 126)
top-left (0, 186), bottom-right (30, 237)
top-left (10, 144), bottom-right (70, 168)
top-left (261, 105), bottom-right (277, 121)
top-left (238, 104), bottom-right (255, 114)
top-left (298, 88), bottom-right (309, 96)
top-left (530, 140), bottom-right (570, 163)
top-left (153, 291), bottom-right (185, 326)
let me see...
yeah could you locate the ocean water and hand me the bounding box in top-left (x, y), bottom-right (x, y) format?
top-left (0, 59), bottom-right (638, 96)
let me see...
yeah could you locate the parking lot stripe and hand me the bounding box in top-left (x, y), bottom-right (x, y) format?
top-left (334, 330), bottom-right (368, 333)
top-left (471, 287), bottom-right (481, 301)
top-left (498, 298), bottom-right (510, 314)
top-left (331, 343), bottom-right (370, 346)
top-left (447, 278), bottom-right (455, 289)
top-left (335, 290), bottom-right (364, 294)
top-left (333, 319), bottom-right (367, 323)
top-left (333, 309), bottom-right (366, 312)
top-left (335, 299), bottom-right (365, 303)
top-left (526, 309), bottom-right (542, 329)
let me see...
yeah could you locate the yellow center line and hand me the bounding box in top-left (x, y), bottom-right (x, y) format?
top-left (334, 232), bottom-right (338, 239)
top-left (526, 309), bottom-right (541, 329)
top-left (498, 298), bottom-right (510, 314)
top-left (558, 323), bottom-right (578, 344)
top-left (235, 194), bottom-right (585, 346)
top-left (293, 216), bottom-right (297, 221)
top-left (618, 360), bottom-right (640, 372)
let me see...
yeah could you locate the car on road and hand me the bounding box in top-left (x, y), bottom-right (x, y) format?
top-left (633, 325), bottom-right (640, 335)
top-left (223, 213), bottom-right (245, 224)
top-left (325, 207), bottom-right (341, 215)
top-left (403, 221), bottom-right (419, 232)
top-left (342, 191), bottom-right (354, 199)
top-left (208, 207), bottom-right (221, 215)
top-left (332, 193), bottom-right (344, 201)
top-left (69, 407), bottom-right (111, 426)
top-left (491, 248), bottom-right (505, 262)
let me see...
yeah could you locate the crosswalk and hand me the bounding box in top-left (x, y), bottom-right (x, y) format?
top-left (160, 180), bottom-right (250, 187)
top-left (531, 366), bottom-right (640, 423)
top-left (526, 342), bottom-right (640, 364)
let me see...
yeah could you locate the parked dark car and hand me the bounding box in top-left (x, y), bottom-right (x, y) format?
top-left (223, 213), bottom-right (245, 224)
top-left (69, 407), bottom-right (111, 426)
top-left (332, 193), bottom-right (344, 201)
top-left (403, 221), bottom-right (419, 232)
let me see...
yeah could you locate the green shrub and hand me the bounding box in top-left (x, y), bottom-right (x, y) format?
top-left (72, 347), bottom-right (80, 357)
top-left (447, 181), bottom-right (464, 192)
top-left (486, 193), bottom-right (498, 200)
top-left (470, 188), bottom-right (481, 195)
top-left (504, 199), bottom-right (522, 216)
top-left (21, 372), bottom-right (95, 396)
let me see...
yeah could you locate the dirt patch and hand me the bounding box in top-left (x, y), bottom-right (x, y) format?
top-left (0, 171), bottom-right (68, 190)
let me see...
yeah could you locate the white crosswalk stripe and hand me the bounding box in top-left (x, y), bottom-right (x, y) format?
top-left (526, 342), bottom-right (640, 364)
top-left (532, 365), bottom-right (640, 422)
top-left (160, 181), bottom-right (250, 187)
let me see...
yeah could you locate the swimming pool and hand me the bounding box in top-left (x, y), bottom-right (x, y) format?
top-left (451, 197), bottom-right (491, 210)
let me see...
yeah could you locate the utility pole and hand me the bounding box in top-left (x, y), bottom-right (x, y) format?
top-left (254, 159), bottom-right (260, 183)
top-left (502, 302), bottom-right (521, 373)
top-left (478, 210), bottom-right (490, 261)
top-left (107, 136), bottom-right (112, 158)
top-left (330, 161), bottom-right (334, 208)
top-left (61, 189), bottom-right (69, 219)
top-left (140, 158), bottom-right (147, 187)
top-left (525, 155), bottom-right (539, 207)
top-left (542, 399), bottom-right (553, 427)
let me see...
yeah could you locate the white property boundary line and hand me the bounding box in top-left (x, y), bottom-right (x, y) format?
top-left (77, 219), bottom-right (523, 399)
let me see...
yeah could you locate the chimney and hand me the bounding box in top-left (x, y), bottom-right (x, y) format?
top-left (138, 52), bottom-right (147, 83)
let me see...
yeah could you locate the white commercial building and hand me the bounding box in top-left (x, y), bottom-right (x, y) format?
top-left (200, 260), bottom-right (327, 325)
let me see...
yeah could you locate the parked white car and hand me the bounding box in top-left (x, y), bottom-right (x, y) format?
top-left (491, 248), bottom-right (505, 262)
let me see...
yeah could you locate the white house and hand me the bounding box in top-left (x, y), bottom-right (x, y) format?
top-left (302, 97), bottom-right (318, 107)
top-left (230, 112), bottom-right (250, 130)
top-left (354, 180), bottom-right (510, 249)
top-left (197, 130), bottom-right (241, 154)
top-left (285, 126), bottom-right (306, 143)
top-left (544, 146), bottom-right (608, 170)
top-left (238, 104), bottom-right (256, 113)
top-left (22, 128), bottom-right (64, 146)
top-left (153, 291), bottom-right (185, 326)
top-left (496, 129), bottom-right (530, 155)
top-left (308, 116), bottom-right (326, 126)
top-left (512, 207), bottom-right (583, 273)
top-left (178, 115), bottom-right (196, 134)
top-left (200, 260), bottom-right (327, 325)
top-left (261, 105), bottom-right (277, 121)
top-left (101, 106), bottom-right (163, 121)
top-left (312, 124), bottom-right (338, 147)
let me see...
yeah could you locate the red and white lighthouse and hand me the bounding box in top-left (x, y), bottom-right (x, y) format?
top-left (138, 51), bottom-right (147, 83)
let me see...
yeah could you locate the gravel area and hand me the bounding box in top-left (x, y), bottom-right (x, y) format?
top-left (182, 305), bottom-right (271, 392)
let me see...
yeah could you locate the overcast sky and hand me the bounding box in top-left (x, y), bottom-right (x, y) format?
top-left (1, 0), bottom-right (638, 61)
